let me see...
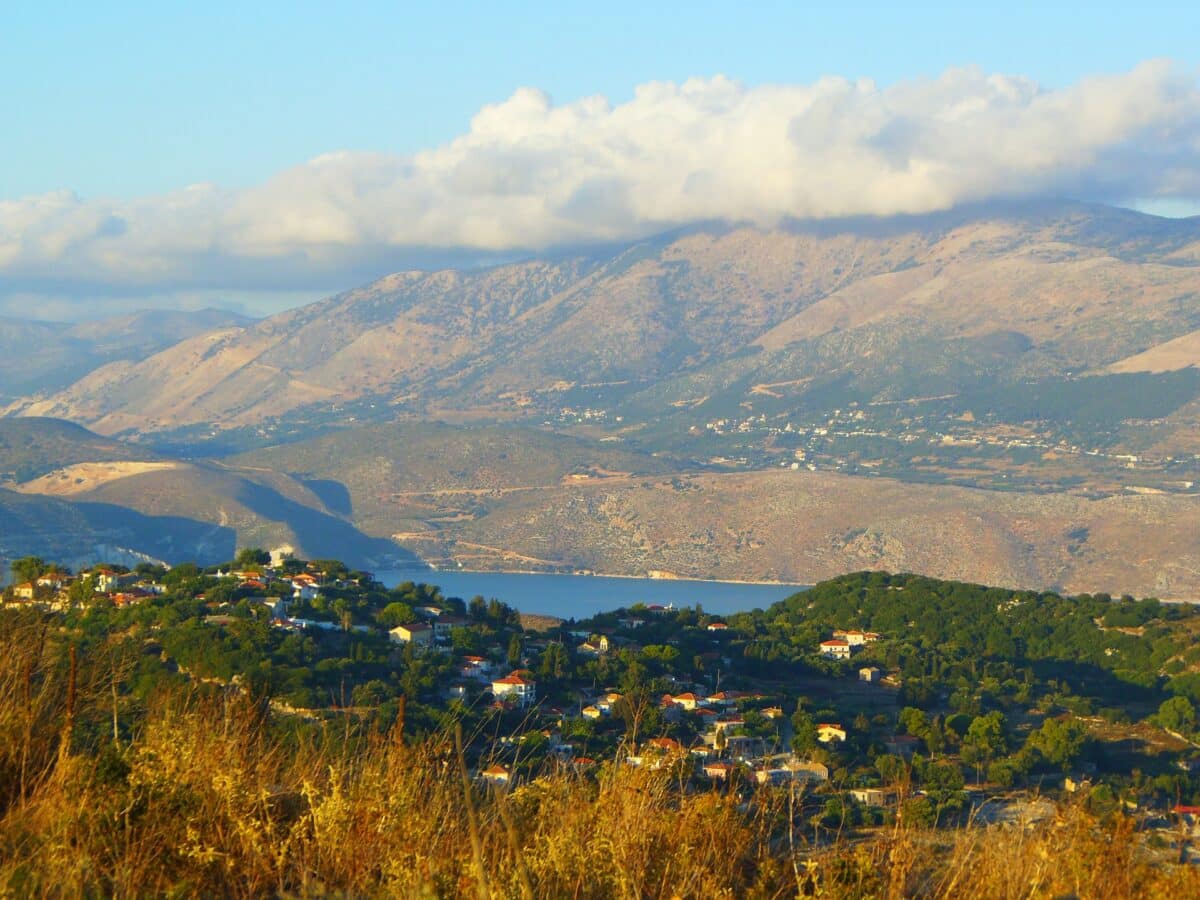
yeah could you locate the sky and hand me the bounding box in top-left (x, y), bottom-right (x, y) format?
top-left (2, 1), bottom-right (1199, 320)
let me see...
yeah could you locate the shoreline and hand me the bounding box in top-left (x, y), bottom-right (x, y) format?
top-left (384, 563), bottom-right (807, 589)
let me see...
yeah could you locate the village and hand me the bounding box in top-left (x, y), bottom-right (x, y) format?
top-left (6, 553), bottom-right (1200, 851)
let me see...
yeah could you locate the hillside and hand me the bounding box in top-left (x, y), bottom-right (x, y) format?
top-left (5, 562), bottom-right (1200, 896)
top-left (371, 469), bottom-right (1200, 598)
top-left (0, 308), bottom-right (254, 400)
top-left (0, 418), bottom-right (421, 573)
top-left (0, 417), bottom-right (158, 483)
top-left (231, 422), bottom-right (683, 535)
top-left (0, 487), bottom-right (235, 572)
top-left (228, 419), bottom-right (1200, 598)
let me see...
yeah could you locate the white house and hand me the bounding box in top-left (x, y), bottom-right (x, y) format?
top-left (292, 583), bottom-right (320, 602)
top-left (389, 622), bottom-right (434, 647)
top-left (850, 788), bottom-right (892, 806)
top-left (859, 666), bottom-right (882, 683)
top-left (819, 639), bottom-right (852, 660)
top-left (491, 673), bottom-right (537, 707)
top-left (666, 692), bottom-right (703, 711)
top-left (834, 629), bottom-right (881, 646)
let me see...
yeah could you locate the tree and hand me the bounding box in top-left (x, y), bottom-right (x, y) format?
top-left (900, 796), bottom-right (936, 828)
top-left (163, 563), bottom-right (201, 589)
top-left (468, 596), bottom-right (487, 621)
top-left (1158, 696), bottom-right (1197, 736)
top-left (68, 574), bottom-right (97, 606)
top-left (962, 711), bottom-right (1008, 779)
top-left (876, 754), bottom-right (907, 787)
top-left (1025, 717), bottom-right (1088, 771)
top-left (377, 602), bottom-right (415, 628)
top-left (10, 556), bottom-right (46, 585)
top-left (538, 642), bottom-right (568, 681)
top-left (235, 548), bottom-right (270, 568)
top-left (507, 634), bottom-right (523, 669)
top-left (791, 709), bottom-right (818, 754)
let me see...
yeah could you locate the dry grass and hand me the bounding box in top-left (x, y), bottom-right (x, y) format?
top-left (1, 613), bottom-right (1199, 898)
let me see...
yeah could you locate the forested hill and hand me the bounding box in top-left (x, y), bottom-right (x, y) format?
top-left (735, 571), bottom-right (1200, 705)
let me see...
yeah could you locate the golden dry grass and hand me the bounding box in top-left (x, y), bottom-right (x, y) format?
top-left (1, 612), bottom-right (1198, 898)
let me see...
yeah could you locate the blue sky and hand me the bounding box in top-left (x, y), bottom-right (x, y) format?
top-left (4, 1), bottom-right (1197, 198)
top-left (1, 2), bottom-right (1198, 318)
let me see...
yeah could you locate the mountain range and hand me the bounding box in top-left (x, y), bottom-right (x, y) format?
top-left (3, 201), bottom-right (1200, 596)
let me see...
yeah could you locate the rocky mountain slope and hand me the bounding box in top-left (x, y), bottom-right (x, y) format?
top-left (22, 202), bottom-right (1200, 438)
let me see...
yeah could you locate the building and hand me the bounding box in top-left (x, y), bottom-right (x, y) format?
top-left (817, 723), bottom-right (847, 744)
top-left (480, 765), bottom-right (511, 786)
top-left (491, 673), bottom-right (537, 707)
top-left (850, 788), bottom-right (893, 807)
top-left (646, 736), bottom-right (685, 756)
top-left (789, 760), bottom-right (831, 783)
top-left (291, 582), bottom-right (320, 602)
top-left (819, 639), bottom-right (851, 660)
top-left (665, 692), bottom-right (703, 711)
top-left (859, 666), bottom-right (882, 683)
top-left (834, 629), bottom-right (881, 645)
top-left (432, 616), bottom-right (467, 641)
top-left (704, 761), bottom-right (735, 781)
top-left (389, 622), bottom-right (434, 647)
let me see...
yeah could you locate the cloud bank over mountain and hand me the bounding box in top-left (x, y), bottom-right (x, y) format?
top-left (2, 60), bottom-right (1199, 314)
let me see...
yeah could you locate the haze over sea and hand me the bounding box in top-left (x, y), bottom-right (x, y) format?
top-left (377, 570), bottom-right (803, 620)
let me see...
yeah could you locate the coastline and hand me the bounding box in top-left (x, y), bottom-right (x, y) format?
top-left (406, 564), bottom-right (807, 589)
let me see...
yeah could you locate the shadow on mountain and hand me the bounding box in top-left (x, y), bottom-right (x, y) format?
top-left (234, 481), bottom-right (424, 571)
top-left (71, 501), bottom-right (237, 566)
top-left (0, 488), bottom-right (236, 569)
top-left (295, 477), bottom-right (354, 517)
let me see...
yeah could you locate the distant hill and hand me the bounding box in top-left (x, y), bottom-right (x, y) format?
top-left (0, 418), bottom-right (422, 573)
top-left (0, 307), bottom-right (255, 399)
top-left (381, 466), bottom-right (1200, 600)
top-left (227, 421), bottom-right (1200, 600)
top-left (0, 486), bottom-right (235, 576)
top-left (231, 422), bottom-right (681, 535)
top-left (0, 417), bottom-right (158, 483)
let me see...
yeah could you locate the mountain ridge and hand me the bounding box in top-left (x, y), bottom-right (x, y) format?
top-left (16, 202), bottom-right (1200, 438)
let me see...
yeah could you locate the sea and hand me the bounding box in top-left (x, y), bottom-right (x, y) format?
top-left (376, 569), bottom-right (805, 621)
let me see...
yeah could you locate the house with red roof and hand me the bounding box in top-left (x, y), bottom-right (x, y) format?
top-left (491, 672), bottom-right (537, 707)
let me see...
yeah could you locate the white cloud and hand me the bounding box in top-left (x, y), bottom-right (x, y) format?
top-left (2, 60), bottom-right (1199, 312)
